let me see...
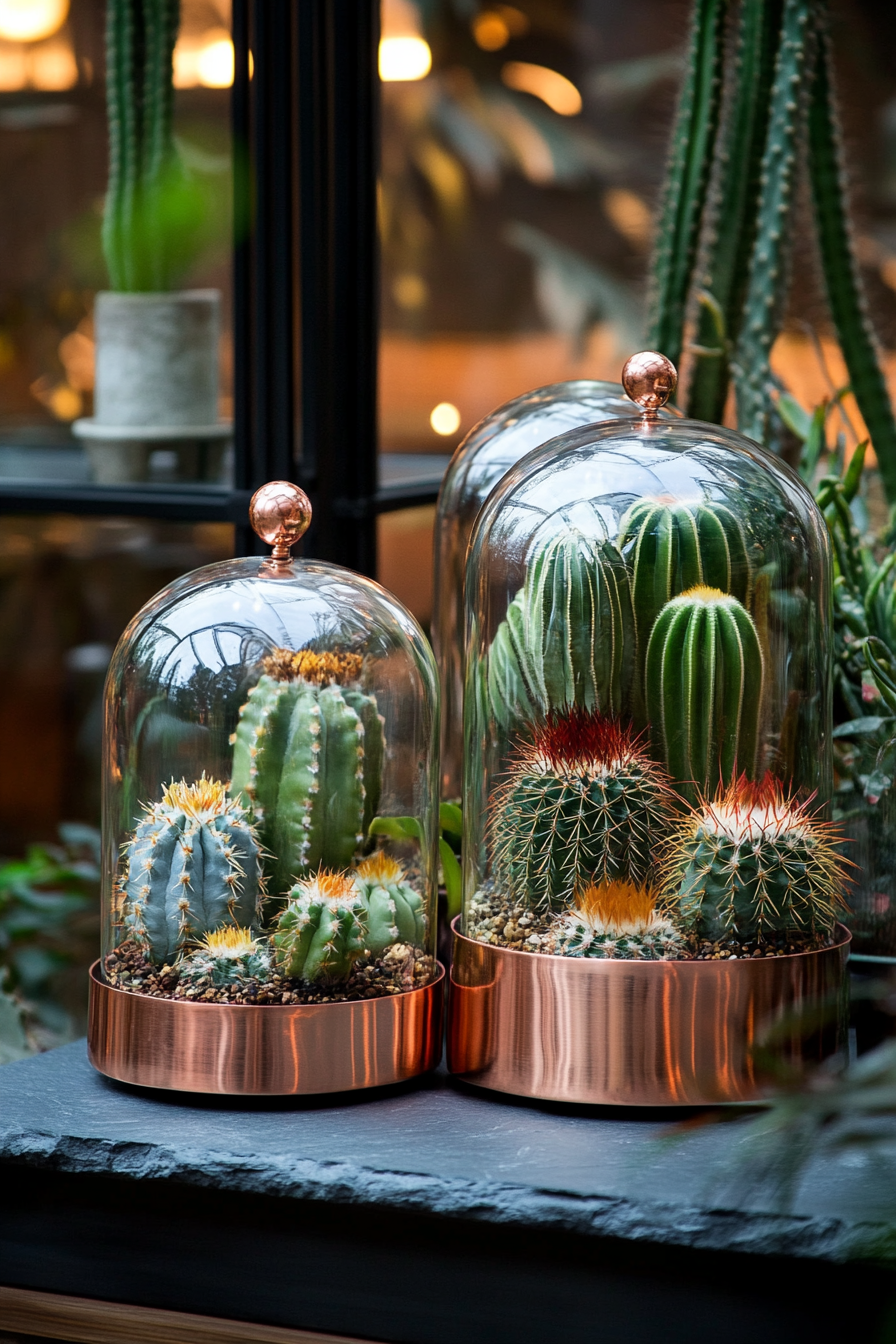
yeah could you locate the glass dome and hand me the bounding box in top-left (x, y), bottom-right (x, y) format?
top-left (433, 379), bottom-right (677, 799)
top-left (462, 354), bottom-right (845, 965)
top-left (100, 485), bottom-right (439, 1009)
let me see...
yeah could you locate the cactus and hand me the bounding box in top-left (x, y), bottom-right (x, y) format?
top-left (618, 497), bottom-right (752, 700)
top-left (353, 852), bottom-right (426, 955)
top-left (646, 586), bottom-right (764, 802)
top-left (662, 773), bottom-right (848, 939)
top-left (487, 528), bottom-right (634, 729)
top-left (553, 879), bottom-right (685, 960)
top-left (272, 869), bottom-right (368, 984)
top-left (122, 777), bottom-right (263, 964)
top-left (490, 710), bottom-right (677, 912)
top-left (178, 927), bottom-right (272, 989)
top-left (103, 0), bottom-right (181, 290)
top-left (230, 649), bottom-right (384, 898)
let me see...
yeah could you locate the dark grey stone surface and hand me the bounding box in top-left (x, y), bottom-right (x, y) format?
top-left (1, 1042), bottom-right (895, 1343)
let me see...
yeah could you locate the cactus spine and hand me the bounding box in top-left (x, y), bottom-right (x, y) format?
top-left (122, 776), bottom-right (263, 964)
top-left (553, 879), bottom-right (685, 960)
top-left (487, 528), bottom-right (634, 729)
top-left (273, 869), bottom-right (368, 984)
top-left (618, 498), bottom-right (752, 696)
top-left (178, 927), bottom-right (272, 989)
top-left (103, 0), bottom-right (180, 290)
top-left (230, 649), bottom-right (384, 899)
top-left (353, 852), bottom-right (426, 955)
top-left (646, 586), bottom-right (763, 802)
top-left (490, 711), bottom-right (677, 912)
top-left (663, 773), bottom-right (847, 939)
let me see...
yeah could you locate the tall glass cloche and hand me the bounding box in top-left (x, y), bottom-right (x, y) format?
top-left (461, 353), bottom-right (847, 966)
top-left (100, 483), bottom-right (440, 1013)
top-left (434, 379), bottom-right (677, 799)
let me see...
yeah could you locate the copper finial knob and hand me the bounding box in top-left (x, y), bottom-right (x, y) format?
top-left (622, 351), bottom-right (677, 418)
top-left (249, 481), bottom-right (312, 570)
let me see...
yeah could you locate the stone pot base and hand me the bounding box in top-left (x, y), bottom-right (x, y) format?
top-left (447, 918), bottom-right (850, 1106)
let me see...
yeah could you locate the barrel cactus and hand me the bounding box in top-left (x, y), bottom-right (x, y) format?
top-left (645, 585), bottom-right (764, 802)
top-left (231, 648), bottom-right (384, 898)
top-left (122, 776), bottom-right (264, 964)
top-left (490, 710), bottom-right (677, 912)
top-left (487, 527), bottom-right (634, 729)
top-left (353, 852), bottom-right (426, 954)
top-left (662, 773), bottom-right (847, 940)
top-left (273, 868), bottom-right (368, 984)
top-left (178, 927), bottom-right (273, 989)
top-left (618, 497), bottom-right (752, 692)
top-left (553, 879), bottom-right (684, 960)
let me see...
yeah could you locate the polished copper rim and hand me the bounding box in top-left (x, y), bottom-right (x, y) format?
top-left (447, 919), bottom-right (849, 1106)
top-left (89, 960), bottom-right (444, 1095)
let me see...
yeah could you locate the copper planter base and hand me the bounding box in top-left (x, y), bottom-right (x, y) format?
top-left (447, 920), bottom-right (850, 1106)
top-left (88, 961), bottom-right (444, 1095)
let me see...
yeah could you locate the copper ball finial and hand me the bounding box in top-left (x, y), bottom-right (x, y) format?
top-left (622, 351), bottom-right (677, 417)
top-left (249, 481), bottom-right (312, 568)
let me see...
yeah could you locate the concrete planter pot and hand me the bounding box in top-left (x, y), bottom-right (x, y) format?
top-left (73, 290), bottom-right (231, 485)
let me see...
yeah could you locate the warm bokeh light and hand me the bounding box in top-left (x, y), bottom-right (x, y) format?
top-left (602, 187), bottom-right (652, 250)
top-left (392, 272), bottom-right (429, 311)
top-left (472, 12), bottom-right (509, 50)
top-left (501, 61), bottom-right (582, 116)
top-left (0, 0), bottom-right (68, 43)
top-left (173, 29), bottom-right (234, 89)
top-left (379, 36), bottom-right (431, 82)
top-left (430, 401), bottom-right (461, 435)
top-left (0, 30), bottom-right (76, 90)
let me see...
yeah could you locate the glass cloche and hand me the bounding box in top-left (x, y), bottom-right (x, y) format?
top-left (433, 379), bottom-right (677, 799)
top-left (461, 353), bottom-right (848, 965)
top-left (100, 483), bottom-right (440, 1011)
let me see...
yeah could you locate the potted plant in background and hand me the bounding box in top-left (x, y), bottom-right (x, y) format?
top-left (73, 0), bottom-right (231, 485)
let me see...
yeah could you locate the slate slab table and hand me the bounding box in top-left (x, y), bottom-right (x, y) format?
top-left (0, 1041), bottom-right (894, 1344)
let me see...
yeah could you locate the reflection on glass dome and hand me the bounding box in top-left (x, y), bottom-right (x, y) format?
top-left (433, 379), bottom-right (677, 799)
top-left (462, 357), bottom-right (848, 967)
top-left (101, 506), bottom-right (440, 1010)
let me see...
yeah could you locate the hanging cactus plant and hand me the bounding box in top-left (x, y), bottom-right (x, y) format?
top-left (552, 879), bottom-right (685, 960)
top-left (487, 528), bottom-right (635, 729)
top-left (230, 649), bottom-right (384, 899)
top-left (273, 869), bottom-right (368, 984)
top-left (352, 852), bottom-right (426, 955)
top-left (646, 586), bottom-right (764, 802)
top-left (490, 710), bottom-right (677, 912)
top-left (662, 773), bottom-right (848, 939)
top-left (121, 776), bottom-right (263, 964)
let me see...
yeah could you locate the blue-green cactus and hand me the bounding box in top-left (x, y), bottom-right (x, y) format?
top-left (177, 927), bottom-right (273, 989)
top-left (122, 776), bottom-right (263, 964)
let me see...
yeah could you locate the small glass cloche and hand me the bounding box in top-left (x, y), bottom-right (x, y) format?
top-left (433, 379), bottom-right (677, 799)
top-left (100, 483), bottom-right (440, 1013)
top-left (461, 352), bottom-right (848, 966)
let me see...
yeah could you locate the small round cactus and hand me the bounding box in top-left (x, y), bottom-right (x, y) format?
top-left (353, 852), bottom-right (426, 955)
top-left (178, 927), bottom-right (273, 989)
top-left (272, 869), bottom-right (367, 984)
top-left (552, 879), bottom-right (685, 960)
top-left (490, 710), bottom-right (678, 912)
top-left (662, 773), bottom-right (848, 940)
top-left (122, 776), bottom-right (264, 964)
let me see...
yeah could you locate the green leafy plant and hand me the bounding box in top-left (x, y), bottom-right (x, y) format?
top-left (649, 0), bottom-right (896, 495)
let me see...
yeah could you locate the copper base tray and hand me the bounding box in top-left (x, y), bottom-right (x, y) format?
top-left (88, 961), bottom-right (444, 1095)
top-left (447, 920), bottom-right (849, 1106)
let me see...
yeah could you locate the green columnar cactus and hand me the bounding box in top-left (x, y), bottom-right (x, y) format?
top-left (662, 773), bottom-right (847, 939)
top-left (490, 711), bottom-right (677, 912)
top-left (646, 586), bottom-right (764, 802)
top-left (618, 498), bottom-right (752, 695)
top-left (103, 0), bottom-right (181, 291)
top-left (272, 869), bottom-right (368, 984)
top-left (647, 0), bottom-right (726, 370)
top-left (230, 649), bottom-right (384, 898)
top-left (122, 777), bottom-right (263, 964)
top-left (487, 528), bottom-right (634, 729)
top-left (553, 879), bottom-right (685, 960)
top-left (353, 852), bottom-right (426, 954)
top-left (177, 927), bottom-right (272, 989)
